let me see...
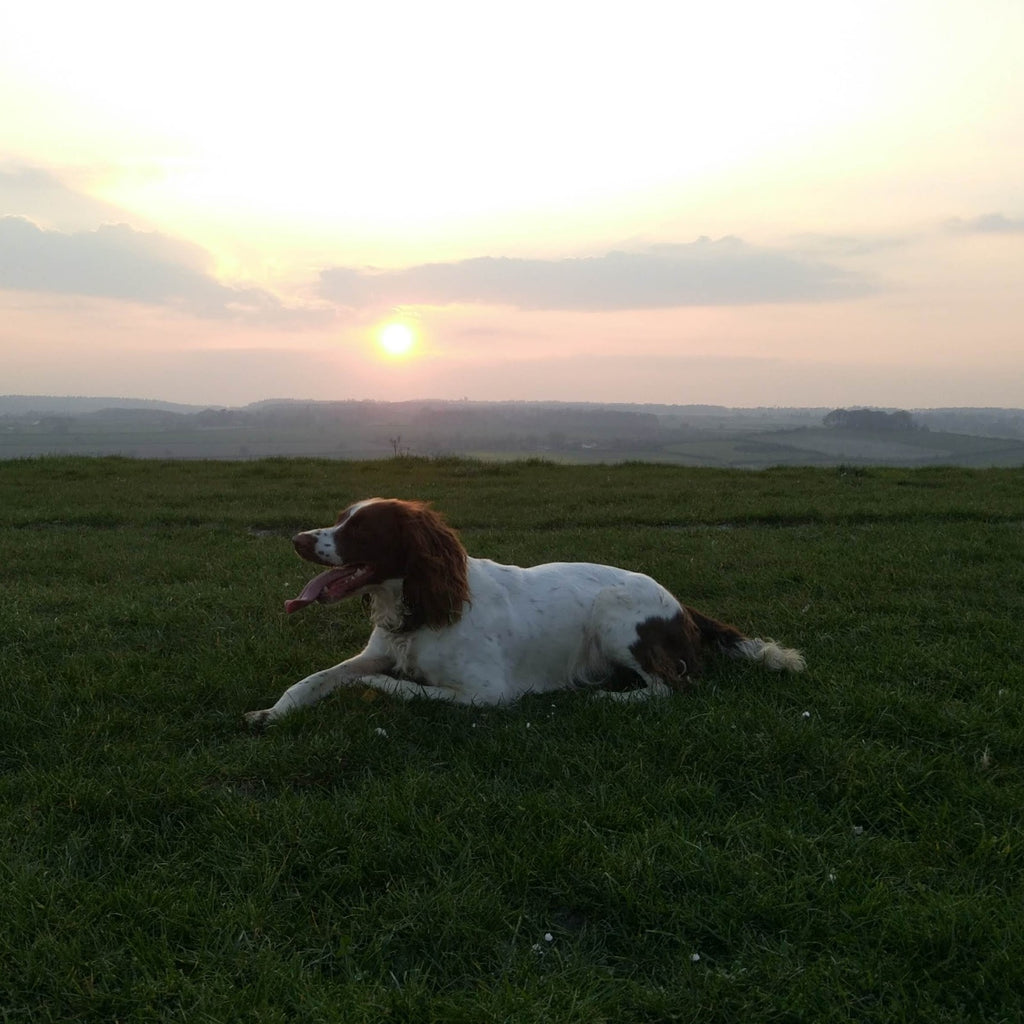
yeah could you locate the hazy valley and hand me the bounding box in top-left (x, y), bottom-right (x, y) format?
top-left (2, 395), bottom-right (1024, 467)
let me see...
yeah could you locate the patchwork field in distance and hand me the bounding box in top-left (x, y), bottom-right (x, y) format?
top-left (4, 398), bottom-right (1024, 466)
top-left (2, 456), bottom-right (1023, 1022)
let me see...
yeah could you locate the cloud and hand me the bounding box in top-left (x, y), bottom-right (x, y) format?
top-left (946, 213), bottom-right (1024, 234)
top-left (318, 236), bottom-right (871, 311)
top-left (0, 215), bottom-right (324, 323)
top-left (787, 232), bottom-right (909, 258)
top-left (0, 163), bottom-right (138, 231)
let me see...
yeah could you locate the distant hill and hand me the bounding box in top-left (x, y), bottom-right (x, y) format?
top-left (0, 395), bottom-right (207, 415)
top-left (2, 395), bottom-right (1023, 466)
top-left (912, 407), bottom-right (1024, 439)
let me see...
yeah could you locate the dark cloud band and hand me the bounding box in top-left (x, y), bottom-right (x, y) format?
top-left (319, 237), bottom-right (871, 311)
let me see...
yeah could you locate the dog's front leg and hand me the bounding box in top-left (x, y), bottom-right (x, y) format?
top-left (244, 652), bottom-right (394, 728)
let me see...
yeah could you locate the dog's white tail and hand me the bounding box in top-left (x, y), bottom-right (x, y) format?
top-left (686, 606), bottom-right (806, 673)
top-left (731, 637), bottom-right (806, 672)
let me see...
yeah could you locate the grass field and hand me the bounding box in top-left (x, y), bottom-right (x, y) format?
top-left (2, 456), bottom-right (1023, 1022)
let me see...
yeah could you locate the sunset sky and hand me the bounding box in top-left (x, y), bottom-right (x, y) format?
top-left (2, 0), bottom-right (1022, 408)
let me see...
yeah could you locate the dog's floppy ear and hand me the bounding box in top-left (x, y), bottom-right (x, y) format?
top-left (397, 502), bottom-right (469, 628)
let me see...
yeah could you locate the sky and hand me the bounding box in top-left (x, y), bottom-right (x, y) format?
top-left (1, 0), bottom-right (1022, 409)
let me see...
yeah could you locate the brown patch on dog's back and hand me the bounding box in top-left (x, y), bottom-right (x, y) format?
top-left (684, 605), bottom-right (748, 654)
top-left (630, 610), bottom-right (703, 692)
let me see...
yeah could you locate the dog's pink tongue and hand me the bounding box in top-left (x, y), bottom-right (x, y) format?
top-left (284, 568), bottom-right (352, 614)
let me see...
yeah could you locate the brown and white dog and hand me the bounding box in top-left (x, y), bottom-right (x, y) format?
top-left (245, 498), bottom-right (804, 727)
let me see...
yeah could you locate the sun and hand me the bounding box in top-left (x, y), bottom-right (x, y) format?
top-left (377, 322), bottom-right (416, 357)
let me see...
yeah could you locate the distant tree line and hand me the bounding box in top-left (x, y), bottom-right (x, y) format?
top-left (823, 408), bottom-right (921, 432)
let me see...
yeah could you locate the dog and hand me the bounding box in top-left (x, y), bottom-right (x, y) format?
top-left (244, 498), bottom-right (804, 727)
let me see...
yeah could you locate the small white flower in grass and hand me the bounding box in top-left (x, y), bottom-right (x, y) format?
top-left (373, 727), bottom-right (388, 738)
top-left (828, 871), bottom-right (837, 883)
top-left (690, 953), bottom-right (701, 963)
top-left (801, 711), bottom-right (811, 719)
top-left (545, 932), bottom-right (554, 943)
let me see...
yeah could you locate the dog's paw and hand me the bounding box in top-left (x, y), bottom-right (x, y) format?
top-left (243, 708), bottom-right (274, 730)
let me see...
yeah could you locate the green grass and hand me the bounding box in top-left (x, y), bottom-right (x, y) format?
top-left (2, 456), bottom-right (1023, 1021)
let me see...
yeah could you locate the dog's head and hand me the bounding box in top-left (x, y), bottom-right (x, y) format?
top-left (285, 498), bottom-right (469, 628)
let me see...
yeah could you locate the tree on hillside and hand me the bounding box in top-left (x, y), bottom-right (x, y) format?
top-left (823, 408), bottom-right (920, 432)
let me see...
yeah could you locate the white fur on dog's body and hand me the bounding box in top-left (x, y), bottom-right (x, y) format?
top-left (245, 499), bottom-right (804, 727)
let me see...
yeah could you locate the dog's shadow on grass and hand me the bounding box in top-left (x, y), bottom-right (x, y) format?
top-left (220, 677), bottom-right (736, 801)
